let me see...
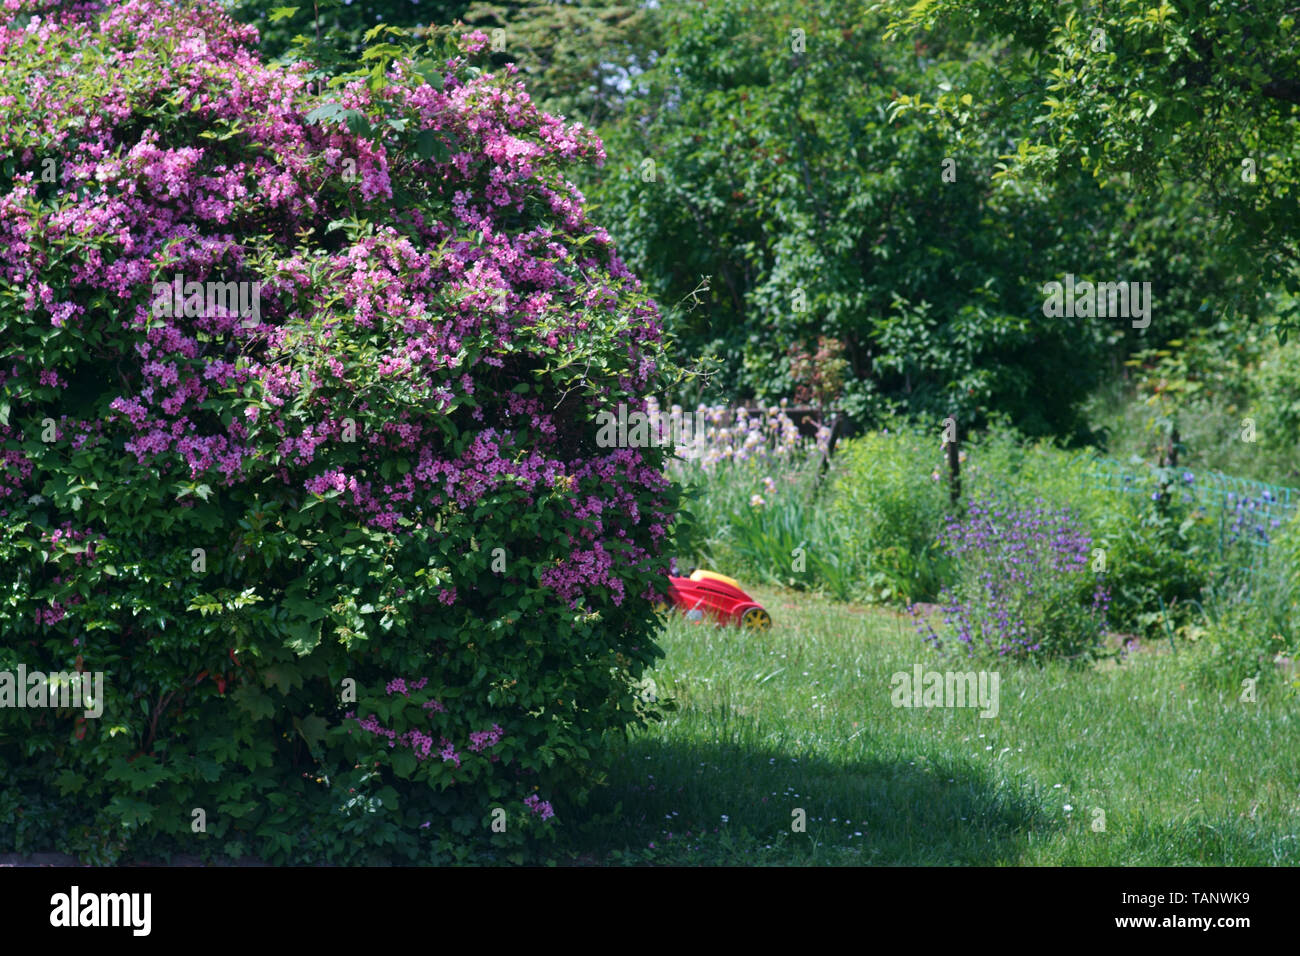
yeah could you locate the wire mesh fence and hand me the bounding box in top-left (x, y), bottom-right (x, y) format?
top-left (1084, 455), bottom-right (1298, 575)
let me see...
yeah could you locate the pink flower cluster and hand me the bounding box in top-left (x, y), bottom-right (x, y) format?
top-left (346, 676), bottom-right (500, 767)
top-left (36, 601), bottom-right (66, 627)
top-left (386, 676), bottom-right (429, 696)
top-left (347, 708), bottom-right (460, 765)
top-left (0, 0), bottom-right (676, 620)
top-left (523, 793), bottom-right (555, 820)
top-left (438, 739), bottom-right (461, 768)
top-left (44, 522), bottom-right (103, 566)
top-left (468, 724), bottom-right (503, 752)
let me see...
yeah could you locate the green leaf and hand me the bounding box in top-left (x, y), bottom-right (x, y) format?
top-left (54, 769), bottom-right (85, 795)
top-left (232, 685), bottom-right (276, 721)
top-left (361, 43), bottom-right (403, 62)
top-left (268, 6), bottom-right (299, 23)
top-left (305, 103), bottom-right (345, 125)
top-left (293, 713), bottom-right (329, 748)
top-left (343, 110), bottom-right (373, 138)
top-left (391, 749), bottom-right (417, 778)
top-left (284, 618), bottom-right (323, 656)
top-left (416, 128), bottom-right (438, 161)
top-left (260, 661), bottom-right (305, 695)
top-left (415, 60), bottom-right (444, 90)
top-left (105, 755), bottom-right (169, 792)
top-left (107, 795), bottom-right (155, 827)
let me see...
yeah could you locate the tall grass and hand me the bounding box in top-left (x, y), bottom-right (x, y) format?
top-left (828, 426), bottom-right (953, 603)
top-left (1177, 509), bottom-right (1300, 692)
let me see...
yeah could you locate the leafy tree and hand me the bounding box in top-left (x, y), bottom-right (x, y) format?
top-left (588, 0), bottom-right (1227, 437)
top-left (881, 0), bottom-right (1300, 332)
top-left (224, 0), bottom-right (471, 63)
top-left (228, 0), bottom-right (660, 128)
top-left (461, 0), bottom-right (662, 127)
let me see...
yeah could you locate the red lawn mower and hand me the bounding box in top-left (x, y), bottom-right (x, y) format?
top-left (665, 569), bottom-right (772, 632)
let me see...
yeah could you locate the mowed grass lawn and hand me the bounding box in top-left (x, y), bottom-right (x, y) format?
top-left (566, 587), bottom-right (1300, 865)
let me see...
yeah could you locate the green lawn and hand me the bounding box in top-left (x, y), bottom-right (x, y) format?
top-left (566, 586), bottom-right (1299, 865)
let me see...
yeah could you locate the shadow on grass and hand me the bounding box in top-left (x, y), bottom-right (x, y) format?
top-left (563, 733), bottom-right (1060, 865)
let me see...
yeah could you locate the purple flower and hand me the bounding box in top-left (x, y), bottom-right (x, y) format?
top-left (915, 495), bottom-right (1109, 661)
top-left (523, 793), bottom-right (555, 820)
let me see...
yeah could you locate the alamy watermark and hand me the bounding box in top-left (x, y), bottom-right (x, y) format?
top-left (151, 274), bottom-right (262, 327)
top-left (890, 665), bottom-right (999, 718)
top-left (1041, 274), bottom-right (1151, 329)
top-left (595, 401), bottom-right (706, 460)
top-left (0, 666), bottom-right (104, 718)
top-left (50, 886), bottom-right (150, 936)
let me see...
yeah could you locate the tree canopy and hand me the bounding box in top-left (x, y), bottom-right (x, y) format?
top-left (584, 0), bottom-right (1232, 435)
top-left (881, 0), bottom-right (1300, 331)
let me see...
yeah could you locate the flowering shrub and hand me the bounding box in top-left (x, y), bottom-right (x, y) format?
top-left (0, 0), bottom-right (678, 863)
top-left (911, 498), bottom-right (1110, 662)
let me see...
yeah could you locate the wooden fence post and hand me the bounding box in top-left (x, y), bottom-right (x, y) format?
top-left (944, 415), bottom-right (961, 507)
top-left (1155, 420), bottom-right (1179, 511)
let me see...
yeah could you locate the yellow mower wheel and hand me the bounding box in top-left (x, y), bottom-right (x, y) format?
top-left (740, 606), bottom-right (772, 632)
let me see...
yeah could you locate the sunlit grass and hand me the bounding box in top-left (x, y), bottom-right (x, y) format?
top-left (565, 586), bottom-right (1299, 865)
